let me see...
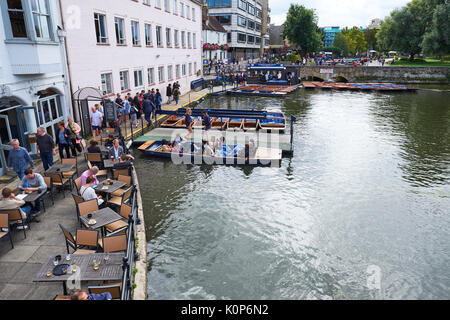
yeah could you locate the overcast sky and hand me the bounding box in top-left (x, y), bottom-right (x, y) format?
top-left (269, 0), bottom-right (411, 27)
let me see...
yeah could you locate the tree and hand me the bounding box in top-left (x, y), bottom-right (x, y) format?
top-left (345, 27), bottom-right (367, 55)
top-left (333, 32), bottom-right (350, 56)
top-left (281, 4), bottom-right (322, 55)
top-left (421, 3), bottom-right (450, 57)
top-left (364, 28), bottom-right (378, 51)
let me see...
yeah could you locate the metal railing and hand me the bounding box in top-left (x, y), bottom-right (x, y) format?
top-left (120, 183), bottom-right (139, 300)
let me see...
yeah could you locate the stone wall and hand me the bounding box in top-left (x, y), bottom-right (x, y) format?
top-left (298, 66), bottom-right (450, 83)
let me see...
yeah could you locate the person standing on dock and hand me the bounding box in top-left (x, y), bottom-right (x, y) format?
top-left (155, 89), bottom-right (162, 120)
top-left (203, 111), bottom-right (212, 142)
top-left (143, 95), bottom-right (154, 127)
top-left (184, 108), bottom-right (193, 140)
top-left (166, 84), bottom-right (172, 104)
top-left (173, 86), bottom-right (180, 105)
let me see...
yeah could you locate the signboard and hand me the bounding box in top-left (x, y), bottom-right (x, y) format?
top-left (320, 69), bottom-right (334, 74)
top-left (104, 101), bottom-right (117, 122)
top-left (249, 64), bottom-right (285, 68)
top-left (203, 59), bottom-right (209, 66)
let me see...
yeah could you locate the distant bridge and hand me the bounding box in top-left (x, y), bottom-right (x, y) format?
top-left (298, 66), bottom-right (450, 83)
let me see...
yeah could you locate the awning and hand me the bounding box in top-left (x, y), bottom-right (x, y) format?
top-left (248, 64), bottom-right (287, 71)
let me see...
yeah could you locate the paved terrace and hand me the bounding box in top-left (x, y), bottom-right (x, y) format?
top-left (0, 87), bottom-right (218, 299)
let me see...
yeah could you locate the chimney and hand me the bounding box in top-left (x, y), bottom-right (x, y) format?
top-left (202, 1), bottom-right (209, 19)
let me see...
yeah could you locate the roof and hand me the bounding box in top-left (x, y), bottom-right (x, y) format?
top-left (202, 16), bottom-right (227, 33)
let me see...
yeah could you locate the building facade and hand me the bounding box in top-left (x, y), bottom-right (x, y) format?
top-left (205, 0), bottom-right (269, 60)
top-left (0, 0), bottom-right (72, 176)
top-left (368, 18), bottom-right (382, 30)
top-left (202, 15), bottom-right (228, 63)
top-left (322, 26), bottom-right (340, 47)
top-left (59, 0), bottom-right (203, 124)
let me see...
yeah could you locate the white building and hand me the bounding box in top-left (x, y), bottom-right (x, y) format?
top-left (202, 15), bottom-right (228, 63)
top-left (0, 0), bottom-right (72, 176)
top-left (58, 0), bottom-right (203, 131)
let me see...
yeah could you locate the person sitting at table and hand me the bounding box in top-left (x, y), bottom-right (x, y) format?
top-left (113, 154), bottom-right (133, 171)
top-left (18, 168), bottom-right (47, 215)
top-left (70, 289), bottom-right (112, 300)
top-left (104, 134), bottom-right (115, 148)
top-left (108, 140), bottom-right (135, 161)
top-left (80, 166), bottom-right (99, 186)
top-left (79, 176), bottom-right (103, 206)
top-left (87, 139), bottom-right (101, 154)
top-left (0, 187), bottom-right (37, 225)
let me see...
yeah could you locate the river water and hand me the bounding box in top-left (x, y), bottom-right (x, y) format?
top-left (135, 86), bottom-right (450, 300)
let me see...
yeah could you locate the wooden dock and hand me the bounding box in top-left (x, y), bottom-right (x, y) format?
top-left (302, 81), bottom-right (417, 92)
top-left (133, 127), bottom-right (293, 155)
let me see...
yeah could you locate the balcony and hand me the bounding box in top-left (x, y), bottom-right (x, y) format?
top-left (5, 41), bottom-right (62, 75)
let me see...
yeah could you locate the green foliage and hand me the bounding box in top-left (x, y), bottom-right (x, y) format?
top-left (345, 27), bottom-right (367, 55)
top-left (286, 52), bottom-right (301, 62)
top-left (132, 268), bottom-right (138, 277)
top-left (132, 282), bottom-right (137, 290)
top-left (422, 3), bottom-right (450, 56)
top-left (333, 32), bottom-right (350, 56)
top-left (281, 4), bottom-right (322, 55)
top-left (364, 29), bottom-right (378, 51)
top-left (321, 46), bottom-right (342, 54)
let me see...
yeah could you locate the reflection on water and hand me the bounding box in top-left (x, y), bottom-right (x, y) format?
top-left (136, 87), bottom-right (450, 300)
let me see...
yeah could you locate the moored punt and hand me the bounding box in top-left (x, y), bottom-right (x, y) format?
top-left (227, 118), bottom-right (244, 131)
top-left (211, 117), bottom-right (229, 130)
top-left (174, 117), bottom-right (199, 128)
top-left (227, 84), bottom-right (299, 97)
top-left (242, 118), bottom-right (259, 131)
top-left (137, 140), bottom-right (282, 166)
top-left (302, 81), bottom-right (417, 92)
top-left (161, 115), bottom-right (184, 127)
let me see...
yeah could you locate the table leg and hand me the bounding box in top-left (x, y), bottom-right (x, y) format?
top-left (63, 282), bottom-right (68, 295)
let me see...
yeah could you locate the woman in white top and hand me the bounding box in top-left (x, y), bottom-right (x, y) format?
top-left (79, 176), bottom-right (104, 206)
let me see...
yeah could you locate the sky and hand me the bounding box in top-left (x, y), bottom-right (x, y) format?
top-left (269, 0), bottom-right (411, 27)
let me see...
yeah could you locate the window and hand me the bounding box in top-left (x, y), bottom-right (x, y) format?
top-left (238, 0), bottom-right (246, 11)
top-left (181, 31), bottom-right (185, 47)
top-left (143, 0), bottom-right (150, 4)
top-left (192, 8), bottom-right (195, 21)
top-left (37, 95), bottom-right (64, 141)
top-left (6, 0), bottom-right (28, 38)
top-left (173, 0), bottom-right (178, 14)
top-left (227, 32), bottom-right (231, 42)
top-left (193, 33), bottom-right (196, 49)
top-left (166, 28), bottom-right (171, 47)
top-left (155, 0), bottom-right (161, 8)
top-left (158, 66), bottom-right (164, 82)
top-left (212, 15), bottom-right (231, 25)
top-left (94, 13), bottom-right (108, 43)
top-left (164, 0), bottom-right (170, 11)
top-left (186, 5), bottom-right (190, 19)
top-left (256, 23), bottom-right (261, 31)
top-left (156, 26), bottom-right (162, 46)
top-left (101, 73), bottom-right (113, 95)
top-left (180, 3), bottom-right (184, 17)
top-left (175, 64), bottom-right (180, 78)
top-left (256, 9), bottom-right (262, 19)
top-left (255, 37), bottom-right (261, 45)
top-left (145, 24), bottom-right (152, 46)
top-left (131, 21), bottom-right (140, 45)
top-left (247, 35), bottom-right (254, 43)
top-left (182, 64), bottom-right (186, 76)
top-left (248, 4), bottom-right (255, 16)
top-left (120, 71), bottom-right (129, 91)
top-left (248, 20), bottom-right (255, 30)
top-left (31, 0), bottom-right (51, 39)
top-left (115, 17), bottom-right (126, 44)
top-left (174, 30), bottom-right (179, 47)
top-left (134, 70), bottom-right (143, 87)
top-left (194, 62), bottom-right (197, 74)
top-left (237, 33), bottom-right (246, 43)
top-left (187, 32), bottom-right (191, 47)
top-left (148, 68), bottom-right (155, 84)
top-left (188, 63), bottom-right (192, 75)
top-left (167, 65), bottom-right (173, 80)
top-left (206, 0), bottom-right (232, 8)
top-left (237, 15), bottom-right (246, 27)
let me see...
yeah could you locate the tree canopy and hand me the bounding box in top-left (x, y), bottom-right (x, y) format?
top-left (281, 4), bottom-right (322, 55)
top-left (421, 3), bottom-right (450, 56)
top-left (332, 32), bottom-right (350, 56)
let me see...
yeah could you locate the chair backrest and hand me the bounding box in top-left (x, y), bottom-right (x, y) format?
top-left (77, 199), bottom-right (99, 217)
top-left (87, 153), bottom-right (102, 163)
top-left (104, 127), bottom-right (115, 133)
top-left (113, 169), bottom-right (129, 180)
top-left (121, 187), bottom-right (133, 203)
top-left (88, 285), bottom-right (121, 300)
top-left (72, 193), bottom-right (84, 205)
top-left (0, 212), bottom-right (9, 229)
top-left (74, 177), bottom-right (82, 192)
top-left (117, 175), bottom-right (131, 187)
top-left (119, 203), bottom-right (132, 220)
top-left (76, 229), bottom-right (98, 247)
top-left (1, 208), bottom-right (22, 222)
top-left (43, 176), bottom-right (52, 189)
top-left (102, 234), bottom-right (127, 253)
top-left (47, 173), bottom-right (62, 183)
top-left (62, 158), bottom-right (77, 166)
top-left (59, 224), bottom-right (76, 246)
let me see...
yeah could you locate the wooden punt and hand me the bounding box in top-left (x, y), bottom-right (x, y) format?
top-left (138, 140), bottom-right (282, 166)
top-left (227, 118), bottom-right (244, 131)
top-left (173, 117), bottom-right (199, 128)
top-left (161, 115), bottom-right (184, 127)
top-left (242, 118), bottom-right (259, 131)
top-left (211, 117), bottom-right (229, 130)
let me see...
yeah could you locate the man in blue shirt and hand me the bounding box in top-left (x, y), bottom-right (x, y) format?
top-left (142, 96), bottom-right (154, 127)
top-left (71, 290), bottom-right (112, 300)
top-left (19, 168), bottom-right (47, 214)
top-left (203, 111), bottom-right (211, 143)
top-left (7, 139), bottom-right (34, 180)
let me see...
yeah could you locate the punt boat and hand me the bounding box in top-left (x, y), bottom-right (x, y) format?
top-left (137, 140), bottom-right (282, 166)
top-left (161, 115), bottom-right (184, 127)
top-left (211, 117), bottom-right (229, 130)
top-left (227, 118), bottom-right (244, 131)
top-left (242, 118), bottom-right (259, 131)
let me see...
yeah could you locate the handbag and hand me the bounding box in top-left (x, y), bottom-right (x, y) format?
top-left (68, 124), bottom-right (82, 140)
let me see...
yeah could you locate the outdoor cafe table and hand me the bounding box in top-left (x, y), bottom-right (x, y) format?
top-left (45, 163), bottom-right (75, 174)
top-left (95, 180), bottom-right (126, 201)
top-left (33, 253), bottom-right (125, 295)
top-left (103, 159), bottom-right (118, 169)
top-left (80, 207), bottom-right (122, 236)
top-left (20, 190), bottom-right (46, 204)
